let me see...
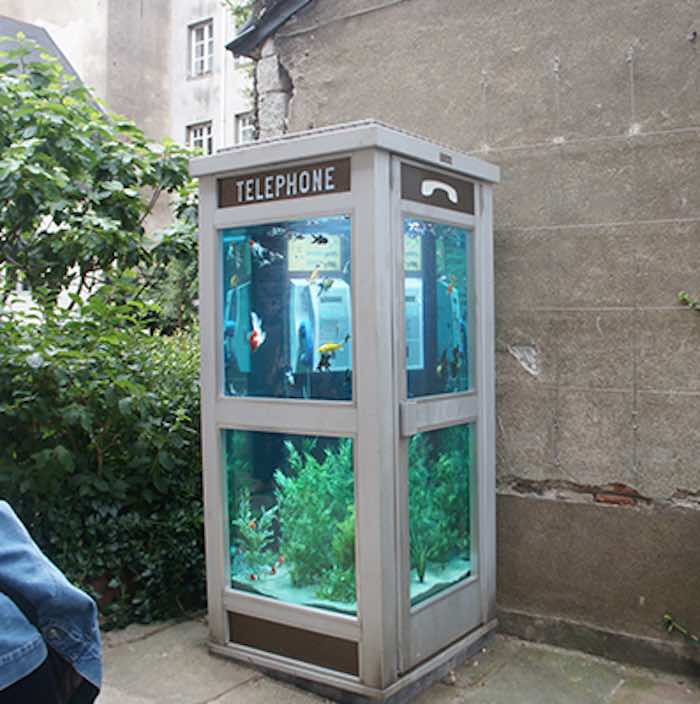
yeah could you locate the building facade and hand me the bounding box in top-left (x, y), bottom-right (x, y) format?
top-left (0, 0), bottom-right (253, 151)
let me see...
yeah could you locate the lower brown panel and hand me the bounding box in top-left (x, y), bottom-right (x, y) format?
top-left (228, 611), bottom-right (359, 676)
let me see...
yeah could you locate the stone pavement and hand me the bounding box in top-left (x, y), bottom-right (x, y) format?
top-left (100, 617), bottom-right (700, 703)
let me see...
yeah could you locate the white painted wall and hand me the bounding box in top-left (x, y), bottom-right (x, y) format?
top-left (169, 0), bottom-right (253, 151)
top-left (0, 0), bottom-right (109, 99)
top-left (0, 0), bottom-right (253, 151)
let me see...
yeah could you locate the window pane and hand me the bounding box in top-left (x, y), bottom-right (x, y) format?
top-left (224, 430), bottom-right (356, 614)
top-left (221, 216), bottom-right (353, 400)
top-left (404, 218), bottom-right (472, 398)
top-left (408, 423), bottom-right (473, 606)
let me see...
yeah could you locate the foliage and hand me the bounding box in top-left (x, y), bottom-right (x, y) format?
top-left (274, 439), bottom-right (356, 601)
top-left (0, 35), bottom-right (194, 313)
top-left (408, 428), bottom-right (470, 582)
top-left (0, 298), bottom-right (203, 627)
top-left (231, 488), bottom-right (277, 577)
top-left (221, 0), bottom-right (256, 30)
top-left (678, 290), bottom-right (700, 312)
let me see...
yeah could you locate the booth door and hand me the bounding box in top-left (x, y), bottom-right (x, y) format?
top-left (394, 158), bottom-right (492, 672)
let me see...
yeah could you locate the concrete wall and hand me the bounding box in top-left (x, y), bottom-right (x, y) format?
top-left (267, 0), bottom-right (700, 664)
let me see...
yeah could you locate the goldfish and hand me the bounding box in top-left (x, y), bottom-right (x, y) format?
top-left (312, 233), bottom-right (329, 245)
top-left (309, 264), bottom-right (321, 283)
top-left (248, 312), bottom-right (267, 351)
top-left (250, 574), bottom-right (257, 581)
top-left (248, 520), bottom-right (257, 530)
top-left (318, 334), bottom-right (350, 355)
top-left (230, 274), bottom-right (239, 288)
top-left (277, 555), bottom-right (285, 565)
top-left (271, 565), bottom-right (277, 575)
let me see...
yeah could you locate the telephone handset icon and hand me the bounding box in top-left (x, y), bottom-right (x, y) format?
top-left (421, 179), bottom-right (458, 204)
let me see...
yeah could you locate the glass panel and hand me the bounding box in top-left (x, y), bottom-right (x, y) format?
top-left (221, 216), bottom-right (352, 400)
top-left (224, 429), bottom-right (356, 615)
top-left (404, 218), bottom-right (472, 398)
top-left (408, 423), bottom-right (473, 606)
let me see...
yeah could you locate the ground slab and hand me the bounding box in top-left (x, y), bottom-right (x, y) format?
top-left (100, 618), bottom-right (700, 704)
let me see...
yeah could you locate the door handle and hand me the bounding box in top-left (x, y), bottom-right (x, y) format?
top-left (421, 179), bottom-right (458, 204)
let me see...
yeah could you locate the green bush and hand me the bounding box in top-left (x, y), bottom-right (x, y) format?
top-left (0, 298), bottom-right (203, 627)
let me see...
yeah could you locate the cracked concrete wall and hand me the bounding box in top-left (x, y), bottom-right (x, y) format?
top-left (267, 0), bottom-right (700, 657)
top-left (270, 0), bottom-right (700, 502)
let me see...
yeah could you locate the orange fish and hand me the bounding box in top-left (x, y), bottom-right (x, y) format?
top-left (250, 574), bottom-right (257, 581)
top-left (248, 312), bottom-right (267, 351)
top-left (271, 565), bottom-right (277, 575)
top-left (278, 555), bottom-right (286, 565)
top-left (248, 520), bottom-right (256, 530)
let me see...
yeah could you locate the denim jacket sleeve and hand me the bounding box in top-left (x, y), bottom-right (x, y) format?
top-left (0, 501), bottom-right (102, 690)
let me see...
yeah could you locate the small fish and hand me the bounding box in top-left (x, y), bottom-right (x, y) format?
top-left (250, 574), bottom-right (257, 581)
top-left (229, 274), bottom-right (239, 288)
top-left (436, 349), bottom-right (449, 377)
top-left (249, 239), bottom-right (284, 267)
top-left (278, 555), bottom-right (286, 565)
top-left (270, 565), bottom-right (277, 575)
top-left (284, 368), bottom-right (295, 386)
top-left (248, 520), bottom-right (257, 530)
top-left (450, 346), bottom-right (462, 378)
top-left (286, 230), bottom-right (305, 241)
top-left (309, 264), bottom-right (322, 283)
top-left (317, 277), bottom-right (334, 296)
top-left (317, 352), bottom-right (333, 372)
top-left (447, 274), bottom-right (458, 295)
top-left (248, 312), bottom-right (267, 351)
top-left (318, 334), bottom-right (350, 355)
top-left (269, 226), bottom-right (286, 236)
top-left (312, 234), bottom-right (329, 245)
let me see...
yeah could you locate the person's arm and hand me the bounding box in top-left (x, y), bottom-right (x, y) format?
top-left (0, 501), bottom-right (102, 692)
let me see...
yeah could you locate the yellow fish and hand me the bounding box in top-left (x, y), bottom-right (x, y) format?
top-left (318, 334), bottom-right (350, 355)
top-left (318, 341), bottom-right (344, 354)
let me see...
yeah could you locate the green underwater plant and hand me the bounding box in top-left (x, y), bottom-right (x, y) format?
top-left (408, 427), bottom-right (471, 582)
top-left (231, 488), bottom-right (277, 578)
top-left (274, 438), bottom-right (356, 602)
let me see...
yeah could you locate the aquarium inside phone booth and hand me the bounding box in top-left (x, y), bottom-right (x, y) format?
top-left (192, 122), bottom-right (499, 702)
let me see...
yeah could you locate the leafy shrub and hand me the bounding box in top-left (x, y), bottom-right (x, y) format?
top-left (0, 298), bottom-right (203, 627)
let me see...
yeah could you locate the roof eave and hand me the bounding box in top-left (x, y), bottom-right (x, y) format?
top-left (226, 0), bottom-right (313, 59)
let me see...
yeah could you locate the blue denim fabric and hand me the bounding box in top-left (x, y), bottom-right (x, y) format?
top-left (0, 501), bottom-right (102, 692)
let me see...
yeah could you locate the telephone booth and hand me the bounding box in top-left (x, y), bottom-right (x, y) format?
top-left (191, 121), bottom-right (500, 702)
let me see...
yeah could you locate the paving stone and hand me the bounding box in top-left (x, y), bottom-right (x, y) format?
top-left (102, 620), bottom-right (258, 704)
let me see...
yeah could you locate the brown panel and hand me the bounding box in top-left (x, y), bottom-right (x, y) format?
top-left (401, 163), bottom-right (474, 214)
top-left (228, 611), bottom-right (359, 676)
top-left (218, 158), bottom-right (351, 208)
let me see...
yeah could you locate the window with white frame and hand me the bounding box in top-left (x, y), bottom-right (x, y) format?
top-left (236, 112), bottom-right (255, 144)
top-left (187, 121), bottom-right (213, 155)
top-left (189, 20), bottom-right (214, 76)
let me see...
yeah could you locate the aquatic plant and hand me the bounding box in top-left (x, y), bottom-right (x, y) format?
top-left (231, 488), bottom-right (277, 578)
top-left (408, 427), bottom-right (470, 582)
top-left (275, 439), bottom-right (356, 601)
